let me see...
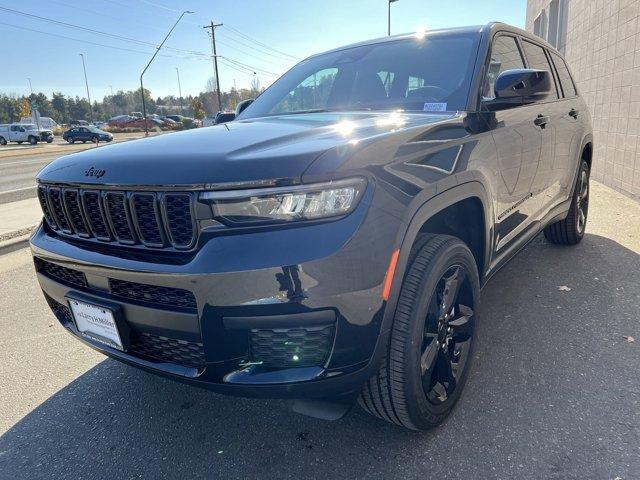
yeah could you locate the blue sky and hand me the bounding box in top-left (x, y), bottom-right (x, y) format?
top-left (0, 0), bottom-right (526, 100)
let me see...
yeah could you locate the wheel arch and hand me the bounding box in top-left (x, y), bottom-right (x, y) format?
top-left (381, 182), bottom-right (493, 332)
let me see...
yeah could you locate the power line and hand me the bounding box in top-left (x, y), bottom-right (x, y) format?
top-left (224, 24), bottom-right (300, 60)
top-left (220, 29), bottom-right (300, 62)
top-left (220, 56), bottom-right (278, 76)
top-left (0, 6), bottom-right (210, 58)
top-left (0, 21), bottom-right (188, 59)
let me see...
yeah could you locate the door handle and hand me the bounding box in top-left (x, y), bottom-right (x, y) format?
top-left (534, 114), bottom-right (550, 128)
top-left (568, 108), bottom-right (580, 119)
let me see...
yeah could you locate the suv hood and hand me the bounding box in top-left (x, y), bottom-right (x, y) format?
top-left (37, 112), bottom-right (456, 187)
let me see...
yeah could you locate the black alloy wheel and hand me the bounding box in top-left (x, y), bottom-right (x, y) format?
top-left (420, 265), bottom-right (474, 405)
top-left (359, 235), bottom-right (480, 430)
top-left (544, 160), bottom-right (590, 245)
top-left (575, 167), bottom-right (589, 235)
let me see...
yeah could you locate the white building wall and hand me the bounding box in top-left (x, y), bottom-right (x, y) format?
top-left (527, 0), bottom-right (640, 199)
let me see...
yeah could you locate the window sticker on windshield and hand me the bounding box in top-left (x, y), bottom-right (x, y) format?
top-left (423, 103), bottom-right (448, 112)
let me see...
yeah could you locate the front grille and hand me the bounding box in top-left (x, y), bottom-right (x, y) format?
top-left (130, 332), bottom-right (205, 368)
top-left (109, 278), bottom-right (197, 312)
top-left (37, 184), bottom-right (196, 250)
top-left (249, 325), bottom-right (334, 368)
top-left (43, 295), bottom-right (205, 369)
top-left (35, 258), bottom-right (87, 288)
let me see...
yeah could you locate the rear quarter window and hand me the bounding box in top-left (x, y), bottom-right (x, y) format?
top-left (550, 51), bottom-right (577, 97)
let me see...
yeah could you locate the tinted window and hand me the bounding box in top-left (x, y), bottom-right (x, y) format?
top-left (521, 40), bottom-right (559, 99)
top-left (550, 51), bottom-right (577, 97)
top-left (240, 33), bottom-right (480, 118)
top-left (484, 35), bottom-right (525, 99)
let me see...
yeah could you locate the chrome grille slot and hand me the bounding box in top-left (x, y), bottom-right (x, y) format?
top-left (131, 193), bottom-right (164, 247)
top-left (37, 185), bottom-right (57, 230)
top-left (82, 191), bottom-right (111, 240)
top-left (163, 193), bottom-right (195, 249)
top-left (104, 192), bottom-right (135, 244)
top-left (36, 184), bottom-right (197, 250)
top-left (63, 189), bottom-right (90, 237)
top-left (48, 187), bottom-right (72, 233)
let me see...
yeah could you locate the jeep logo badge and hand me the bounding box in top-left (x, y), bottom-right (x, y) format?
top-left (84, 167), bottom-right (106, 179)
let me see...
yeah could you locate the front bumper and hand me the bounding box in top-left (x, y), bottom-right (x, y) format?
top-left (30, 191), bottom-right (403, 399)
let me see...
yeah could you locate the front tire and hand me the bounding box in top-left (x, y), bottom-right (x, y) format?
top-left (28, 136), bottom-right (37, 145)
top-left (359, 235), bottom-right (480, 430)
top-left (544, 160), bottom-right (590, 245)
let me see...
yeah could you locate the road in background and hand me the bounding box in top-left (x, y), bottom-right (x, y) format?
top-left (0, 132), bottom-right (158, 204)
top-left (1, 182), bottom-right (639, 479)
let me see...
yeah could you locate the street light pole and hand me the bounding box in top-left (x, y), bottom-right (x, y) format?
top-left (388, 0), bottom-right (400, 36)
top-left (140, 10), bottom-right (193, 136)
top-left (175, 67), bottom-right (184, 115)
top-left (79, 53), bottom-right (93, 123)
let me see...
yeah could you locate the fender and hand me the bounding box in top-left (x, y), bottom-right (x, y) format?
top-left (379, 180), bottom-right (493, 339)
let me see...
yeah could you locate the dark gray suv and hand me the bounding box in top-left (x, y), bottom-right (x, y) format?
top-left (31, 23), bottom-right (592, 430)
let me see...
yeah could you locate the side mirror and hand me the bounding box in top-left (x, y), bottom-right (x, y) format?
top-left (235, 99), bottom-right (254, 116)
top-left (483, 69), bottom-right (552, 111)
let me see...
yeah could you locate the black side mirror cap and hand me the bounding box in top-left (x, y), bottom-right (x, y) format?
top-left (235, 99), bottom-right (254, 116)
top-left (483, 69), bottom-right (552, 111)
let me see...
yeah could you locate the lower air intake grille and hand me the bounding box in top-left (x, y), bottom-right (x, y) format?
top-left (43, 295), bottom-right (204, 369)
top-left (108, 278), bottom-right (197, 312)
top-left (35, 258), bottom-right (87, 288)
top-left (129, 332), bottom-right (205, 368)
top-left (249, 325), bottom-right (334, 368)
top-left (44, 294), bottom-right (73, 325)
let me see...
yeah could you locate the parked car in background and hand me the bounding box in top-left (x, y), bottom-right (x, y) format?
top-left (63, 126), bottom-right (113, 144)
top-left (70, 120), bottom-right (89, 127)
top-left (214, 111), bottom-right (236, 125)
top-left (93, 121), bottom-right (106, 129)
top-left (38, 128), bottom-right (54, 143)
top-left (164, 114), bottom-right (185, 123)
top-left (0, 123), bottom-right (42, 145)
top-left (21, 116), bottom-right (59, 130)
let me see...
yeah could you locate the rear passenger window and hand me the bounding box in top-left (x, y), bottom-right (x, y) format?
top-left (484, 35), bottom-right (525, 99)
top-left (521, 40), bottom-right (559, 99)
top-left (550, 52), bottom-right (577, 97)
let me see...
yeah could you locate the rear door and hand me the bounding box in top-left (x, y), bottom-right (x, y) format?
top-left (484, 34), bottom-right (543, 252)
top-left (520, 39), bottom-right (566, 211)
top-left (548, 50), bottom-right (584, 200)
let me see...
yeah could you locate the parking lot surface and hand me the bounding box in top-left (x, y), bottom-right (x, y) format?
top-left (0, 182), bottom-right (638, 480)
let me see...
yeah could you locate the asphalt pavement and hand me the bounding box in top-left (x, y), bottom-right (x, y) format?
top-left (0, 182), bottom-right (639, 480)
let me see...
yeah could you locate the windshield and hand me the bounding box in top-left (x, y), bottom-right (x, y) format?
top-left (87, 127), bottom-right (102, 133)
top-left (239, 32), bottom-right (480, 119)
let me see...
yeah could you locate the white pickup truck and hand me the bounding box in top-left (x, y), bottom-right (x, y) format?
top-left (0, 124), bottom-right (44, 145)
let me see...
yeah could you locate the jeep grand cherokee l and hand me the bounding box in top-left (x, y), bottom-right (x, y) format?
top-left (31, 23), bottom-right (592, 430)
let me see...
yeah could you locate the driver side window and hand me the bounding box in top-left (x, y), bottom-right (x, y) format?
top-left (484, 35), bottom-right (525, 99)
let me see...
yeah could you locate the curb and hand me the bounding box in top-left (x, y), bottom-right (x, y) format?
top-left (0, 233), bottom-right (31, 255)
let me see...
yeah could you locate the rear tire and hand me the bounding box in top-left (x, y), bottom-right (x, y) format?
top-left (359, 235), bottom-right (480, 430)
top-left (544, 160), bottom-right (590, 245)
top-left (0, 137), bottom-right (6, 146)
top-left (28, 136), bottom-right (37, 145)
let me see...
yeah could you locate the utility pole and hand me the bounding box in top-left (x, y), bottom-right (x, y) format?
top-left (140, 10), bottom-right (193, 136)
top-left (27, 77), bottom-right (33, 95)
top-left (79, 53), bottom-right (93, 122)
top-left (175, 67), bottom-right (184, 115)
top-left (203, 21), bottom-right (223, 112)
top-left (388, 0), bottom-right (400, 36)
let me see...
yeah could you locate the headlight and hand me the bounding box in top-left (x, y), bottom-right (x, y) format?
top-left (200, 178), bottom-right (366, 225)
